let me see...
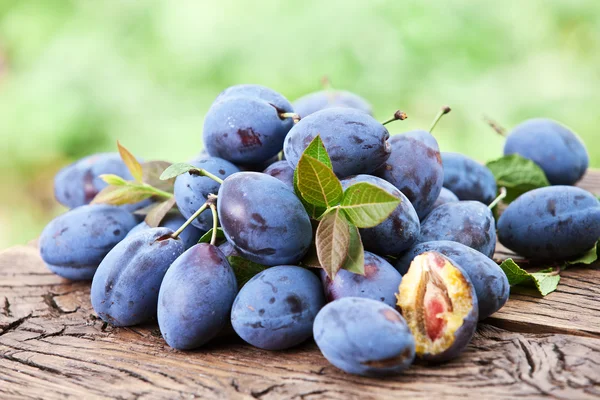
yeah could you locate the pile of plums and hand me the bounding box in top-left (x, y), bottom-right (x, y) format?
top-left (39, 83), bottom-right (600, 377)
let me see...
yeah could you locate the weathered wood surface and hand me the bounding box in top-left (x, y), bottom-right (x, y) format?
top-left (1, 173), bottom-right (600, 400)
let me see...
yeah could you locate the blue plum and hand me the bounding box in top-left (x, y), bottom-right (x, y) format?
top-left (174, 155), bottom-right (239, 231)
top-left (126, 213), bottom-right (204, 250)
top-left (442, 152), bottom-right (497, 205)
top-left (283, 108), bottom-right (391, 178)
top-left (204, 85), bottom-right (295, 164)
top-left (313, 297), bottom-right (415, 376)
top-left (157, 243), bottom-right (237, 350)
top-left (418, 201), bottom-right (497, 258)
top-left (218, 172), bottom-right (312, 266)
top-left (236, 155), bottom-right (280, 173)
top-left (320, 251), bottom-right (402, 307)
top-left (398, 252), bottom-right (478, 363)
top-left (91, 227), bottom-right (185, 326)
top-left (504, 118), bottom-right (588, 185)
top-left (375, 131), bottom-right (443, 219)
top-left (263, 160), bottom-right (294, 189)
top-left (39, 205), bottom-right (138, 280)
top-left (341, 175), bottom-right (420, 256)
top-left (430, 187), bottom-right (459, 212)
top-left (231, 265), bottom-right (325, 350)
top-left (395, 241), bottom-right (509, 320)
top-left (293, 90), bottom-right (372, 118)
top-left (498, 186), bottom-right (600, 259)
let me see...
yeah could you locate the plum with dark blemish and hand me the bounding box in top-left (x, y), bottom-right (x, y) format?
top-left (292, 90), bottom-right (372, 118)
top-left (157, 243), bottom-right (237, 350)
top-left (320, 251), bottom-right (402, 307)
top-left (418, 201), bottom-right (497, 258)
top-left (263, 160), bottom-right (294, 189)
top-left (442, 152), bottom-right (497, 205)
top-left (91, 227), bottom-right (185, 326)
top-left (375, 130), bottom-right (443, 219)
top-left (340, 175), bottom-right (420, 256)
top-left (174, 155), bottom-right (239, 231)
top-left (39, 205), bottom-right (138, 280)
top-left (283, 108), bottom-right (391, 178)
top-left (218, 172), bottom-right (312, 266)
top-left (498, 186), bottom-right (600, 259)
top-left (504, 118), bottom-right (588, 185)
top-left (204, 85), bottom-right (295, 164)
top-left (428, 187), bottom-right (459, 216)
top-left (126, 213), bottom-right (204, 250)
top-left (397, 251), bottom-right (478, 363)
top-left (313, 297), bottom-right (415, 376)
top-left (231, 265), bottom-right (324, 350)
top-left (395, 241), bottom-right (509, 320)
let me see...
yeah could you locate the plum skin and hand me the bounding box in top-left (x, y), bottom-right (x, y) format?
top-left (39, 205), bottom-right (138, 280)
top-left (320, 251), bottom-right (402, 307)
top-left (218, 172), bottom-right (312, 266)
top-left (174, 156), bottom-right (239, 231)
top-left (126, 213), bottom-right (204, 250)
top-left (292, 90), bottom-right (372, 118)
top-left (418, 201), bottom-right (497, 258)
top-left (91, 227), bottom-right (185, 327)
top-left (231, 265), bottom-right (325, 350)
top-left (429, 187), bottom-right (459, 213)
top-left (498, 186), bottom-right (600, 259)
top-left (504, 118), bottom-right (588, 185)
top-left (340, 175), bottom-right (420, 256)
top-left (442, 152), bottom-right (497, 205)
top-left (283, 108), bottom-right (391, 178)
top-left (157, 243), bottom-right (237, 350)
top-left (395, 241), bottom-right (509, 320)
top-left (263, 160), bottom-right (294, 189)
top-left (313, 297), bottom-right (415, 376)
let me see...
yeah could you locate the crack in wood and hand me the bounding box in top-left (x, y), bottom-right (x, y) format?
top-left (2, 297), bottom-right (11, 317)
top-left (0, 313), bottom-right (32, 336)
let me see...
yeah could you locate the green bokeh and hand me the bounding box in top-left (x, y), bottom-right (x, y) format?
top-left (0, 0), bottom-right (598, 249)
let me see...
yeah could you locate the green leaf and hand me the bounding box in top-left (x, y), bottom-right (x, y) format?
top-left (160, 162), bottom-right (202, 180)
top-left (486, 154), bottom-right (550, 203)
top-left (198, 228), bottom-right (226, 244)
top-left (293, 167), bottom-right (327, 219)
top-left (144, 197), bottom-right (176, 228)
top-left (296, 156), bottom-right (343, 207)
top-left (227, 256), bottom-right (267, 288)
top-left (340, 182), bottom-right (401, 228)
top-left (341, 224), bottom-right (365, 275)
top-left (302, 135), bottom-right (332, 168)
top-left (499, 258), bottom-right (560, 296)
top-left (99, 174), bottom-right (128, 186)
top-left (565, 241), bottom-right (598, 266)
top-left (142, 160), bottom-right (174, 192)
top-left (316, 207), bottom-right (351, 279)
top-left (91, 185), bottom-right (154, 206)
top-left (117, 141), bottom-right (144, 183)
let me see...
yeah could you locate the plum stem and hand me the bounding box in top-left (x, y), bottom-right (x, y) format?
top-left (381, 110), bottom-right (408, 126)
top-left (321, 75), bottom-right (332, 91)
top-left (209, 195), bottom-right (219, 246)
top-left (143, 184), bottom-right (174, 200)
top-left (195, 169), bottom-right (224, 185)
top-left (488, 187), bottom-right (507, 210)
top-left (171, 201), bottom-right (210, 239)
top-left (483, 115), bottom-right (507, 137)
top-left (279, 112), bottom-right (301, 123)
top-left (428, 106), bottom-right (451, 133)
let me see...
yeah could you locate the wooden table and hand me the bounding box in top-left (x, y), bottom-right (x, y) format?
top-left (2, 173), bottom-right (600, 400)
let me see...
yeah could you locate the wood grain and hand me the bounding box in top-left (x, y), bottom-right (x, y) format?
top-left (1, 172), bottom-right (600, 399)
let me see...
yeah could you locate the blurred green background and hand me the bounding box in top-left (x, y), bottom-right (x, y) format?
top-left (0, 0), bottom-right (598, 249)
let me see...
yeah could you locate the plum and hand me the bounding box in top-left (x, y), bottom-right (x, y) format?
top-left (313, 297), bottom-right (415, 376)
top-left (126, 213), bottom-right (204, 250)
top-left (263, 160), bottom-right (294, 189)
top-left (283, 108), bottom-right (391, 178)
top-left (442, 152), bottom-right (497, 205)
top-left (39, 205), bottom-right (138, 280)
top-left (174, 155), bottom-right (239, 231)
top-left (231, 265), bottom-right (325, 350)
top-left (504, 118), bottom-right (588, 185)
top-left (218, 172), bottom-right (312, 266)
top-left (395, 241), bottom-right (509, 320)
top-left (157, 243), bottom-right (237, 350)
top-left (498, 186), bottom-right (600, 259)
top-left (293, 90), bottom-right (371, 118)
top-left (430, 187), bottom-right (459, 212)
top-left (375, 130), bottom-right (443, 219)
top-left (397, 251), bottom-right (478, 362)
top-left (91, 227), bottom-right (185, 326)
top-left (418, 201), bottom-right (497, 258)
top-left (320, 251), bottom-right (402, 307)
